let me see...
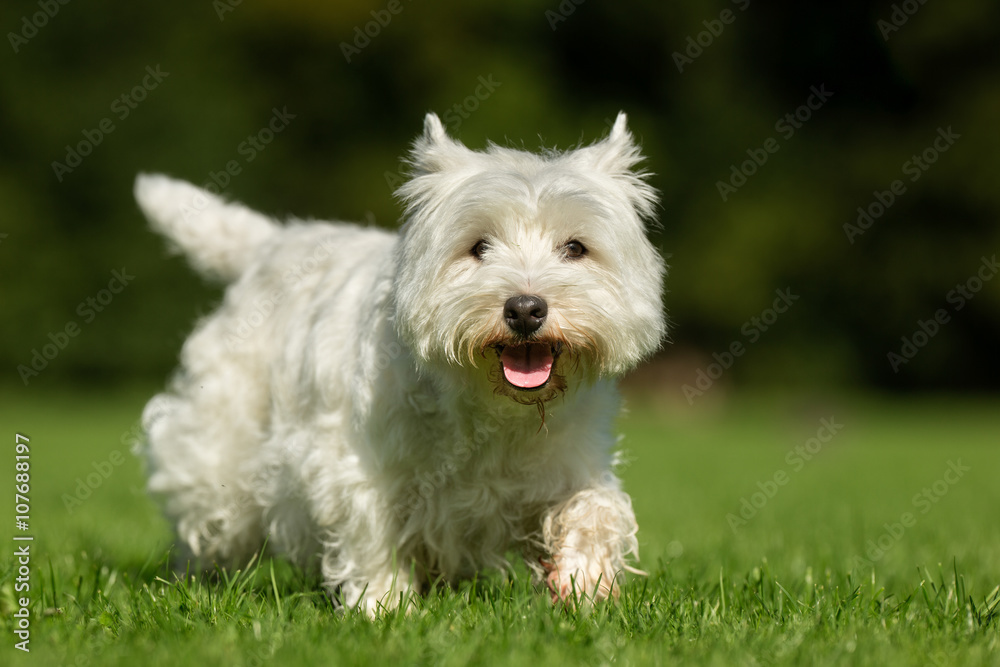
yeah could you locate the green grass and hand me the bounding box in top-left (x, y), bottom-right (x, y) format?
top-left (2, 387), bottom-right (999, 665)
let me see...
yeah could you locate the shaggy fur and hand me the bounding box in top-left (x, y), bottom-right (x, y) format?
top-left (135, 112), bottom-right (667, 614)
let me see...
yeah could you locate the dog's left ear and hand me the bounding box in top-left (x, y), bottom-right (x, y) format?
top-left (406, 113), bottom-right (475, 175)
top-left (575, 112), bottom-right (657, 219)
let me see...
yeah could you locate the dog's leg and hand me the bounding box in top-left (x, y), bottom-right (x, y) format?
top-left (313, 500), bottom-right (416, 617)
top-left (541, 482), bottom-right (641, 602)
top-left (141, 389), bottom-right (269, 567)
top-left (340, 567), bottom-right (413, 618)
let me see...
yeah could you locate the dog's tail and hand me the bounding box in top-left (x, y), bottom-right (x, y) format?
top-left (134, 173), bottom-right (279, 283)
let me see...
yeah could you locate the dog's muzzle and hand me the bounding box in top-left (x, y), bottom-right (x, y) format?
top-left (496, 295), bottom-right (560, 391)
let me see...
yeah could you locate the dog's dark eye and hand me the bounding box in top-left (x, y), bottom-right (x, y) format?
top-left (471, 240), bottom-right (489, 260)
top-left (563, 240), bottom-right (587, 259)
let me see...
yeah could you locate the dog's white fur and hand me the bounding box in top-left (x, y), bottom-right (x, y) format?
top-left (135, 113), bottom-right (666, 614)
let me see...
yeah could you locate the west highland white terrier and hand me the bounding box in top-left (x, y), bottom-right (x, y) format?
top-left (134, 112), bottom-right (666, 614)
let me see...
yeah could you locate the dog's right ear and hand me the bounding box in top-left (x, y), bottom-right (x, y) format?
top-left (405, 113), bottom-right (475, 175)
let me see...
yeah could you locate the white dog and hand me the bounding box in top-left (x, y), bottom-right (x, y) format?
top-left (135, 112), bottom-right (666, 614)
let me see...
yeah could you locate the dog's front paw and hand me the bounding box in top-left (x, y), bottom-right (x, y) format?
top-left (338, 570), bottom-right (415, 619)
top-left (542, 554), bottom-right (618, 604)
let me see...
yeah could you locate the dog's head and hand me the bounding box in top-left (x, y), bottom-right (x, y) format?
top-left (393, 113), bottom-right (667, 404)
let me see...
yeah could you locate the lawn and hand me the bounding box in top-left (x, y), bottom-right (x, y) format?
top-left (2, 386), bottom-right (999, 665)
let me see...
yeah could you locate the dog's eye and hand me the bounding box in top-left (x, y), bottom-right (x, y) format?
top-left (563, 240), bottom-right (587, 259)
top-left (471, 240), bottom-right (489, 260)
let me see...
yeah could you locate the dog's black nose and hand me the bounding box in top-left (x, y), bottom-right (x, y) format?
top-left (504, 295), bottom-right (547, 337)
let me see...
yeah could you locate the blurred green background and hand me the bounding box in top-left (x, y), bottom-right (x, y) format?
top-left (2, 0), bottom-right (999, 396)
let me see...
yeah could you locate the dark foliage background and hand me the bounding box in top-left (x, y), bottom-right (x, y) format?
top-left (2, 0), bottom-right (998, 396)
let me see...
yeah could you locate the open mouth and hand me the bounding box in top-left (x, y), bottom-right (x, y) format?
top-left (496, 342), bottom-right (562, 390)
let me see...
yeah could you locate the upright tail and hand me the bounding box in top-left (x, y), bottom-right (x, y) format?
top-left (134, 173), bottom-right (279, 282)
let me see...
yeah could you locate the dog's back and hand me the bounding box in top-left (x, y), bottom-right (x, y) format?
top-left (135, 174), bottom-right (399, 564)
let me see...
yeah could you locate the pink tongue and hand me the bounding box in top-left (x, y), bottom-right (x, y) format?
top-left (501, 343), bottom-right (554, 389)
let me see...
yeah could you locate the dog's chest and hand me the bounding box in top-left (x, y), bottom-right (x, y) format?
top-left (393, 438), bottom-right (569, 572)
top-left (410, 444), bottom-right (552, 517)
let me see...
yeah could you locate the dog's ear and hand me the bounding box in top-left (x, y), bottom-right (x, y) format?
top-left (421, 113), bottom-right (449, 147)
top-left (406, 113), bottom-right (474, 175)
top-left (575, 112), bottom-right (657, 219)
top-left (580, 112), bottom-right (645, 175)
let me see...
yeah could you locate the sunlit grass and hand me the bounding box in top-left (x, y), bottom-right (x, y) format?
top-left (1, 387), bottom-right (998, 665)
